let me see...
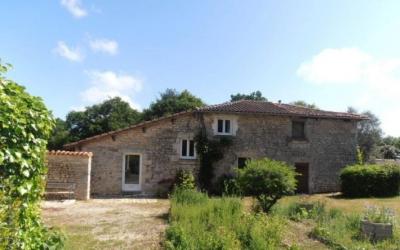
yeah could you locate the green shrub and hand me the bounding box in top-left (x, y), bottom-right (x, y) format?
top-left (0, 63), bottom-right (63, 249)
top-left (165, 189), bottom-right (285, 249)
top-left (174, 169), bottom-right (196, 190)
top-left (213, 173), bottom-right (241, 196)
top-left (238, 158), bottom-right (297, 212)
top-left (286, 201), bottom-right (326, 221)
top-left (340, 164), bottom-right (400, 197)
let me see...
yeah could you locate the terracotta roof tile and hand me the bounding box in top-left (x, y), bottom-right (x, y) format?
top-left (64, 100), bottom-right (367, 147)
top-left (47, 150), bottom-right (93, 157)
top-left (198, 100), bottom-right (368, 120)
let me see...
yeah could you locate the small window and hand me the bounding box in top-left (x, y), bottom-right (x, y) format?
top-left (218, 119), bottom-right (224, 133)
top-left (292, 121), bottom-right (305, 139)
top-left (216, 119), bottom-right (232, 134)
top-left (181, 139), bottom-right (196, 159)
top-left (238, 157), bottom-right (250, 169)
top-left (225, 120), bottom-right (231, 133)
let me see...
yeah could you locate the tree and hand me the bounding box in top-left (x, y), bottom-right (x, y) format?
top-left (290, 100), bottom-right (318, 109)
top-left (0, 62), bottom-right (63, 248)
top-left (65, 97), bottom-right (141, 142)
top-left (237, 158), bottom-right (297, 212)
top-left (381, 136), bottom-right (400, 150)
top-left (378, 145), bottom-right (400, 159)
top-left (142, 89), bottom-right (205, 121)
top-left (48, 118), bottom-right (70, 150)
top-left (230, 90), bottom-right (267, 102)
top-left (347, 107), bottom-right (383, 161)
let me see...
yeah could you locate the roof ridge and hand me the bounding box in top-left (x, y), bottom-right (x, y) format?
top-left (47, 150), bottom-right (93, 157)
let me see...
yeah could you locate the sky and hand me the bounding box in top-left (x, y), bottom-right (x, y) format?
top-left (1, 1), bottom-right (400, 136)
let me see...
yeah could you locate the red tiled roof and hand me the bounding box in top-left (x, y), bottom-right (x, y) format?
top-left (64, 111), bottom-right (192, 148)
top-left (64, 100), bottom-right (367, 147)
top-left (47, 150), bottom-right (93, 157)
top-left (198, 100), bottom-right (368, 120)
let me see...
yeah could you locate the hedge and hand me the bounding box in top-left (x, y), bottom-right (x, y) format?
top-left (340, 164), bottom-right (400, 197)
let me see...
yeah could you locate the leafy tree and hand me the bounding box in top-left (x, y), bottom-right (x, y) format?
top-left (290, 100), bottom-right (318, 109)
top-left (48, 118), bottom-right (70, 150)
top-left (378, 145), bottom-right (400, 159)
top-left (230, 90), bottom-right (267, 102)
top-left (237, 158), bottom-right (297, 212)
top-left (0, 62), bottom-right (63, 249)
top-left (381, 136), bottom-right (400, 150)
top-left (347, 107), bottom-right (383, 161)
top-left (66, 97), bottom-right (141, 142)
top-left (142, 89), bottom-right (205, 121)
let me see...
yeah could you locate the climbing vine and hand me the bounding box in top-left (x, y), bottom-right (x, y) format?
top-left (0, 62), bottom-right (63, 249)
top-left (194, 128), bottom-right (232, 191)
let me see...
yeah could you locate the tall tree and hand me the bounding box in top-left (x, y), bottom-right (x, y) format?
top-left (48, 118), bottom-right (70, 150)
top-left (347, 107), bottom-right (383, 160)
top-left (65, 97), bottom-right (141, 142)
top-left (290, 100), bottom-right (318, 109)
top-left (230, 90), bottom-right (267, 102)
top-left (142, 89), bottom-right (205, 121)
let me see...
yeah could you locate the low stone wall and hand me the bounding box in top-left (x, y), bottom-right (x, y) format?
top-left (46, 150), bottom-right (92, 200)
top-left (374, 159), bottom-right (400, 165)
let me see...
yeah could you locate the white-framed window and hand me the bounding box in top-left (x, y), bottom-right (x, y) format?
top-left (181, 139), bottom-right (196, 159)
top-left (217, 119), bottom-right (232, 134)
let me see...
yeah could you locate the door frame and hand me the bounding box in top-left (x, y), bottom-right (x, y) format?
top-left (294, 162), bottom-right (310, 194)
top-left (121, 153), bottom-right (142, 192)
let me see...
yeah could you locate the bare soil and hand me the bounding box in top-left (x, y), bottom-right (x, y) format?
top-left (41, 198), bottom-right (170, 250)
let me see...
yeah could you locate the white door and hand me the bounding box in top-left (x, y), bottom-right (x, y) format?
top-left (122, 154), bottom-right (141, 192)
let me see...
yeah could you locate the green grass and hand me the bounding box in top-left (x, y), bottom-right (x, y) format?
top-left (274, 196), bottom-right (400, 250)
top-left (165, 188), bottom-right (286, 249)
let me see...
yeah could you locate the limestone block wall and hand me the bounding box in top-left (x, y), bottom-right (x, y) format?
top-left (46, 151), bottom-right (92, 200)
top-left (79, 113), bottom-right (202, 196)
top-left (71, 112), bottom-right (358, 196)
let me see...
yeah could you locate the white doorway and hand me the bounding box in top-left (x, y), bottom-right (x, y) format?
top-left (122, 154), bottom-right (141, 192)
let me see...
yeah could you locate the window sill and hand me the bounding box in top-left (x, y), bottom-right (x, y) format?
top-left (180, 157), bottom-right (197, 160)
top-left (215, 133), bottom-right (233, 136)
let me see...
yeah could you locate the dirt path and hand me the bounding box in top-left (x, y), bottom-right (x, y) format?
top-left (283, 220), bottom-right (328, 250)
top-left (42, 199), bottom-right (170, 250)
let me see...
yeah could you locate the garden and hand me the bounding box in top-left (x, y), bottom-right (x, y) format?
top-left (164, 159), bottom-right (400, 250)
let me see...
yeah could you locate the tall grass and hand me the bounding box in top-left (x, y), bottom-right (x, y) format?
top-left (165, 188), bottom-right (285, 250)
top-left (275, 200), bottom-right (400, 249)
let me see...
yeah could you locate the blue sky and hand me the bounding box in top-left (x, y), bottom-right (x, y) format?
top-left (1, 1), bottom-right (400, 136)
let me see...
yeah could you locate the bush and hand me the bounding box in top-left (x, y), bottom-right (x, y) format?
top-left (165, 189), bottom-right (285, 249)
top-left (238, 158), bottom-right (297, 212)
top-left (0, 63), bottom-right (63, 249)
top-left (174, 169), bottom-right (196, 190)
top-left (286, 201), bottom-right (326, 221)
top-left (340, 164), bottom-right (400, 197)
top-left (213, 173), bottom-right (241, 196)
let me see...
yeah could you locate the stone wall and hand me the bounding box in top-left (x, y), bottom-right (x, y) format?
top-left (72, 112), bottom-right (358, 196)
top-left (201, 114), bottom-right (358, 193)
top-left (78, 113), bottom-right (202, 196)
top-left (46, 151), bottom-right (92, 200)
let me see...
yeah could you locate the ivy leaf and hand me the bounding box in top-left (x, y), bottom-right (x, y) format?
top-left (17, 186), bottom-right (28, 195)
top-left (22, 170), bottom-right (30, 177)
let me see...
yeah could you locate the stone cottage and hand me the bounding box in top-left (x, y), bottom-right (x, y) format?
top-left (64, 100), bottom-right (367, 196)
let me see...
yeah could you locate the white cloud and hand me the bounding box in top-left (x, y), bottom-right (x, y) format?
top-left (54, 41), bottom-right (84, 62)
top-left (80, 70), bottom-right (143, 110)
top-left (297, 48), bottom-right (400, 136)
top-left (61, 0), bottom-right (87, 18)
top-left (89, 38), bottom-right (119, 55)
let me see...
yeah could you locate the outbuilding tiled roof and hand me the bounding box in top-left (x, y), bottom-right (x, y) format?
top-left (198, 100), bottom-right (368, 120)
top-left (47, 150), bottom-right (93, 157)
